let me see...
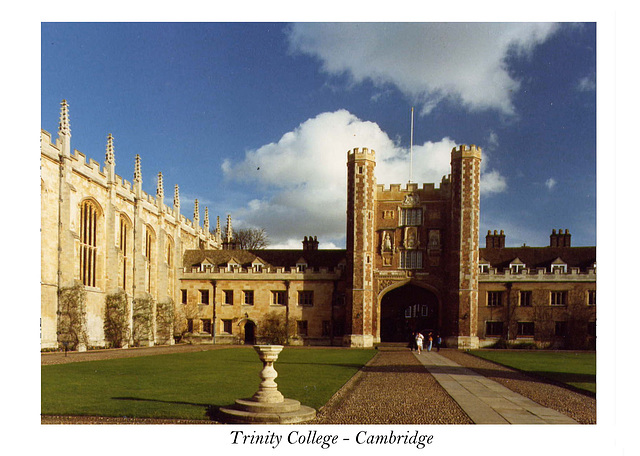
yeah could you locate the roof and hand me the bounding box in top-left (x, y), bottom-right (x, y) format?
top-left (479, 246), bottom-right (596, 272)
top-left (183, 249), bottom-right (347, 270)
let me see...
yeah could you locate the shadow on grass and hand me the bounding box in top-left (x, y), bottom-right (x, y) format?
top-left (111, 396), bottom-right (221, 421)
top-left (413, 361), bottom-right (595, 397)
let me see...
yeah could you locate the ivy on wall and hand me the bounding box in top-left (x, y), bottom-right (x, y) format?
top-left (104, 291), bottom-right (130, 348)
top-left (57, 282), bottom-right (88, 350)
top-left (132, 295), bottom-right (154, 346)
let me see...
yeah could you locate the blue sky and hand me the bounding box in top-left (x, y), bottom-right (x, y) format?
top-left (41, 22), bottom-right (596, 249)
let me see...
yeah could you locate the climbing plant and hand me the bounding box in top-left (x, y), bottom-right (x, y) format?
top-left (156, 297), bottom-right (174, 344)
top-left (132, 294), bottom-right (154, 346)
top-left (57, 282), bottom-right (88, 350)
top-left (104, 290), bottom-right (130, 348)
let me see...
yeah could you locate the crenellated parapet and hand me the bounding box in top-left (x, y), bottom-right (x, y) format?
top-left (451, 144), bottom-right (482, 160)
top-left (41, 125), bottom-right (222, 248)
top-left (347, 147), bottom-right (376, 162)
top-left (181, 265), bottom-right (344, 279)
top-left (479, 267), bottom-right (596, 283)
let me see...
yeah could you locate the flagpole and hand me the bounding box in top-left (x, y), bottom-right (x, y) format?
top-left (410, 107), bottom-right (414, 183)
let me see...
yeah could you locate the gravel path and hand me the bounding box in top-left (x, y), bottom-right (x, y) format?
top-left (313, 349), bottom-right (472, 424)
top-left (41, 345), bottom-right (595, 425)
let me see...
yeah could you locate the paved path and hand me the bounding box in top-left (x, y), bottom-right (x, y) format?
top-left (413, 350), bottom-right (577, 424)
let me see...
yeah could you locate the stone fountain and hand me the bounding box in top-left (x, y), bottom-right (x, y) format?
top-left (218, 345), bottom-right (316, 424)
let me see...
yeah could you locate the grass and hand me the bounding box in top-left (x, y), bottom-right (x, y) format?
top-left (469, 350), bottom-right (596, 395)
top-left (41, 347), bottom-right (376, 421)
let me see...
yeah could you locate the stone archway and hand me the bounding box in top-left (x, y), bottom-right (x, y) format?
top-left (379, 283), bottom-right (439, 343)
top-left (244, 320), bottom-right (256, 345)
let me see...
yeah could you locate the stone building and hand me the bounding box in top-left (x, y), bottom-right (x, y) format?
top-left (41, 100), bottom-right (596, 350)
top-left (41, 100), bottom-right (221, 350)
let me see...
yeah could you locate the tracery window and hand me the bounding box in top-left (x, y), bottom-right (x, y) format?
top-left (144, 227), bottom-right (154, 293)
top-left (79, 200), bottom-right (99, 287)
top-left (119, 216), bottom-right (130, 290)
top-left (401, 208), bottom-right (422, 226)
top-left (400, 250), bottom-right (422, 269)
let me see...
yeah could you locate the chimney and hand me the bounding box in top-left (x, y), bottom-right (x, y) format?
top-left (550, 229), bottom-right (571, 247)
top-left (486, 230), bottom-right (505, 249)
top-left (302, 236), bottom-right (319, 251)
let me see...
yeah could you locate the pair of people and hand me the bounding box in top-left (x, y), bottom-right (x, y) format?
top-left (415, 331), bottom-right (441, 353)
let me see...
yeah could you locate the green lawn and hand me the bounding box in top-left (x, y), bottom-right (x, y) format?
top-left (42, 347), bottom-right (376, 420)
top-left (469, 350), bottom-right (596, 394)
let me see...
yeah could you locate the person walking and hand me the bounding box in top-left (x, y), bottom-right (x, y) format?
top-left (427, 332), bottom-right (433, 352)
top-left (415, 332), bottom-right (424, 354)
top-left (436, 333), bottom-right (442, 352)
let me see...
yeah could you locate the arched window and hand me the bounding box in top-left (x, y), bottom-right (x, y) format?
top-left (119, 215), bottom-right (131, 290)
top-left (144, 226), bottom-right (155, 293)
top-left (79, 200), bottom-right (99, 287)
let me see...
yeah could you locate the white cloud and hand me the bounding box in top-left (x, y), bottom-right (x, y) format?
top-left (577, 74), bottom-right (596, 92)
top-left (287, 23), bottom-right (559, 115)
top-left (487, 131), bottom-right (500, 149)
top-left (481, 170), bottom-right (508, 195)
top-left (545, 177), bottom-right (557, 190)
top-left (223, 110), bottom-right (507, 247)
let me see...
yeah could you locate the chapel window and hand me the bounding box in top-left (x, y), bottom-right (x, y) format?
top-left (79, 200), bottom-right (99, 287)
top-left (119, 216), bottom-right (130, 290)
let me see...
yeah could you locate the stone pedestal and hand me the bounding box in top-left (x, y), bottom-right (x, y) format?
top-left (218, 345), bottom-right (316, 424)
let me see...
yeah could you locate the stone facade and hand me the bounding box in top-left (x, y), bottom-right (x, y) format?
top-left (41, 100), bottom-right (220, 349)
top-left (41, 100), bottom-right (596, 351)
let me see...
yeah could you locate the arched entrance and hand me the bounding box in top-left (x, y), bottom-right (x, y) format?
top-left (244, 321), bottom-right (256, 345)
top-left (380, 284), bottom-right (439, 343)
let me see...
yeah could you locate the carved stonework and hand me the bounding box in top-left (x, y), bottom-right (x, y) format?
top-left (404, 226), bottom-right (419, 249)
top-left (381, 231), bottom-right (393, 252)
top-left (378, 279), bottom-right (396, 294)
top-left (403, 193), bottom-right (420, 206)
top-left (428, 230), bottom-right (440, 249)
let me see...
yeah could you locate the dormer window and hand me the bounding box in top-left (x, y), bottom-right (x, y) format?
top-left (550, 258), bottom-right (567, 273)
top-left (227, 259), bottom-right (240, 272)
top-left (509, 258), bottom-right (525, 274)
top-left (296, 257), bottom-right (308, 272)
top-left (479, 263), bottom-right (490, 273)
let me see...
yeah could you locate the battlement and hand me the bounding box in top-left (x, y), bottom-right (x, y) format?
top-left (41, 124), bottom-right (221, 243)
top-left (451, 144), bottom-right (482, 159)
top-left (377, 182), bottom-right (443, 193)
top-left (479, 266), bottom-right (596, 283)
top-left (181, 265), bottom-right (344, 278)
top-left (347, 147), bottom-right (376, 161)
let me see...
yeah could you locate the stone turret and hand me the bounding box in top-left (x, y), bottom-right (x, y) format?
top-left (156, 172), bottom-right (164, 208)
top-left (57, 99), bottom-right (71, 157)
top-left (449, 144), bottom-right (482, 349)
top-left (134, 154), bottom-right (142, 198)
top-left (345, 147), bottom-right (376, 348)
top-left (105, 133), bottom-right (116, 182)
top-left (173, 184), bottom-right (180, 218)
top-left (194, 199), bottom-right (200, 229)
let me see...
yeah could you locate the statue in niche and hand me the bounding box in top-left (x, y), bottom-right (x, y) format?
top-left (404, 227), bottom-right (418, 249)
top-left (382, 232), bottom-right (393, 252)
top-left (428, 230), bottom-right (440, 248)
